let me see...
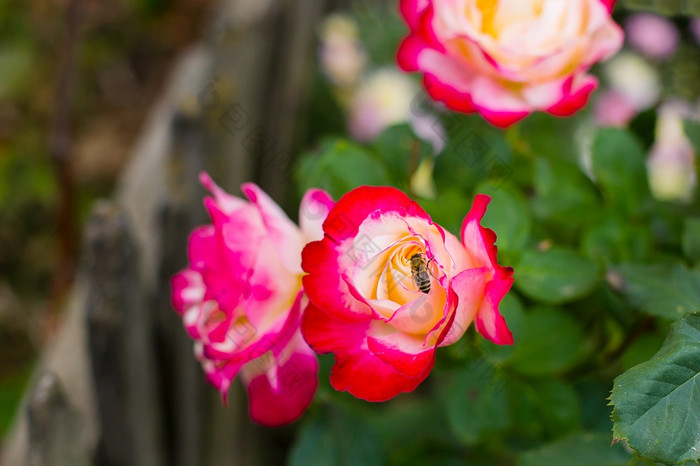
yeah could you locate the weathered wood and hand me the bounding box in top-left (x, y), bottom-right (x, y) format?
top-left (150, 1), bottom-right (332, 465)
top-left (1, 43), bottom-right (215, 466)
top-left (156, 110), bottom-right (209, 466)
top-left (3, 1), bottom-right (336, 465)
top-left (254, 0), bottom-right (326, 201)
top-left (26, 372), bottom-right (89, 466)
top-left (84, 201), bottom-right (164, 466)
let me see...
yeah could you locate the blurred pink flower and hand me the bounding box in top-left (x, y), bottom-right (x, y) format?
top-left (691, 18), bottom-right (700, 45)
top-left (171, 173), bottom-right (335, 426)
top-left (594, 89), bottom-right (638, 127)
top-left (625, 13), bottom-right (679, 60)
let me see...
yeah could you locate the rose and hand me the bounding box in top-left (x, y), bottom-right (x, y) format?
top-left (397, 0), bottom-right (624, 127)
top-left (171, 172), bottom-right (334, 426)
top-left (301, 186), bottom-right (513, 401)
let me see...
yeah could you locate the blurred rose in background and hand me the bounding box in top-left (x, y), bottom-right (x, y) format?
top-left (625, 13), bottom-right (679, 61)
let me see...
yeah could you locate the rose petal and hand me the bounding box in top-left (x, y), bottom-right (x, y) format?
top-left (322, 186), bottom-right (430, 243)
top-left (302, 239), bottom-right (373, 321)
top-left (299, 188), bottom-right (335, 242)
top-left (199, 172), bottom-right (246, 214)
top-left (301, 302), bottom-right (370, 354)
top-left (546, 74), bottom-right (599, 117)
top-left (302, 302), bottom-right (430, 401)
top-left (440, 267), bottom-right (490, 346)
top-left (241, 183), bottom-right (306, 274)
top-left (474, 265), bottom-right (514, 345)
top-left (200, 356), bottom-right (244, 404)
top-left (461, 194), bottom-right (497, 267)
top-left (600, 0), bottom-right (617, 12)
top-left (242, 333), bottom-right (318, 427)
top-left (329, 348), bottom-right (433, 402)
top-left (366, 323), bottom-right (436, 378)
top-left (399, 0), bottom-right (429, 29)
top-left (171, 269), bottom-right (205, 315)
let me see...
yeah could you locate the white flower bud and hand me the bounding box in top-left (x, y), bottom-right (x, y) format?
top-left (647, 101), bottom-right (697, 202)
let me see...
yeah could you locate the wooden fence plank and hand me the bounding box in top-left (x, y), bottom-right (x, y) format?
top-left (26, 372), bottom-right (89, 466)
top-left (84, 201), bottom-right (164, 466)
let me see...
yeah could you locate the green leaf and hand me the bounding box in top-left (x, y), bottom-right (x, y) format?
top-left (479, 293), bottom-right (525, 365)
top-left (610, 312), bottom-right (700, 465)
top-left (620, 0), bottom-right (700, 17)
top-left (512, 378), bottom-right (582, 437)
top-left (613, 263), bottom-right (700, 320)
top-left (419, 189), bottom-right (471, 237)
top-left (531, 379), bottom-right (581, 436)
top-left (682, 218), bottom-right (700, 264)
top-left (370, 125), bottom-right (411, 186)
top-left (685, 120), bottom-right (700, 154)
top-left (353, 1), bottom-right (406, 65)
top-left (518, 431), bottom-right (632, 466)
top-left (619, 333), bottom-right (665, 372)
top-left (289, 407), bottom-right (385, 466)
top-left (433, 116), bottom-right (513, 191)
top-left (370, 398), bottom-right (466, 466)
top-left (371, 124), bottom-right (434, 189)
top-left (577, 378), bottom-right (616, 433)
top-left (476, 182), bottom-right (532, 252)
top-left (370, 398), bottom-right (452, 455)
top-left (288, 418), bottom-right (337, 466)
top-left (294, 139), bottom-right (392, 200)
top-left (592, 128), bottom-right (649, 216)
top-left (582, 213), bottom-right (653, 264)
top-left (514, 248), bottom-right (601, 305)
top-left (516, 112), bottom-right (580, 161)
top-left (531, 157), bottom-right (600, 236)
top-left (507, 307), bottom-right (588, 376)
top-left (446, 361), bottom-right (510, 445)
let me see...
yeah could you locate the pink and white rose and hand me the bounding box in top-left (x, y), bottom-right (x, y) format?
top-left (171, 173), bottom-right (334, 426)
top-left (594, 89), bottom-right (638, 128)
top-left (397, 0), bottom-right (624, 127)
top-left (301, 186), bottom-right (513, 402)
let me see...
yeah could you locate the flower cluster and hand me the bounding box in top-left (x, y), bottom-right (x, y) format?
top-left (170, 0), bottom-right (632, 428)
top-left (172, 176), bottom-right (513, 425)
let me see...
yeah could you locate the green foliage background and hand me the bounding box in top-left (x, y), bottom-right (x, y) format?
top-left (289, 3), bottom-right (700, 465)
top-left (0, 0), bottom-right (698, 464)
